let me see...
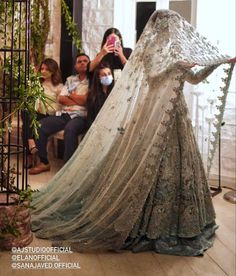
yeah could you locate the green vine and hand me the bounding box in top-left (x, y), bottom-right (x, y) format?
top-left (61, 0), bottom-right (82, 51)
top-left (0, 63), bottom-right (50, 139)
top-left (0, 2), bottom-right (4, 15)
top-left (0, 1), bottom-right (20, 49)
top-left (31, 0), bottom-right (50, 67)
top-left (18, 66), bottom-right (50, 138)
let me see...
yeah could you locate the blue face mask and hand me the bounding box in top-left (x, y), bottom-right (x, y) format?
top-left (100, 75), bottom-right (113, 86)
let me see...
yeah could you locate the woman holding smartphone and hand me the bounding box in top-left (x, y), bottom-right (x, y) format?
top-left (89, 28), bottom-right (132, 78)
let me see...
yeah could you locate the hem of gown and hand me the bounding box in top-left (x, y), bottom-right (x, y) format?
top-left (122, 222), bottom-right (218, 256)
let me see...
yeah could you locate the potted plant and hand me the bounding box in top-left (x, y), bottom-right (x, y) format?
top-left (0, 186), bottom-right (36, 250)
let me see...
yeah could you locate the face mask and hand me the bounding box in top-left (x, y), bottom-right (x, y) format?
top-left (41, 70), bottom-right (52, 79)
top-left (100, 75), bottom-right (113, 86)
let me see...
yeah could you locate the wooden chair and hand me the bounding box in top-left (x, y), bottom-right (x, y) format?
top-left (52, 130), bottom-right (85, 158)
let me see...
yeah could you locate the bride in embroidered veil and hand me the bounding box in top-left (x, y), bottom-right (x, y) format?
top-left (31, 10), bottom-right (235, 256)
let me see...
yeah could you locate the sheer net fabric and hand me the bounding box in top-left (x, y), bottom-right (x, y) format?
top-left (31, 10), bottom-right (234, 255)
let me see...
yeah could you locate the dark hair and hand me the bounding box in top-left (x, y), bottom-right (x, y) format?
top-left (88, 63), bottom-right (114, 102)
top-left (76, 53), bottom-right (90, 61)
top-left (101, 28), bottom-right (124, 49)
top-left (39, 58), bottom-right (62, 86)
top-left (87, 63), bottom-right (114, 122)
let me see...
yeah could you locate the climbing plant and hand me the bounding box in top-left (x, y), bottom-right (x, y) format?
top-left (61, 0), bottom-right (82, 51)
top-left (1, 0), bottom-right (81, 66)
top-left (31, 0), bottom-right (50, 67)
top-left (0, 0), bottom-right (50, 68)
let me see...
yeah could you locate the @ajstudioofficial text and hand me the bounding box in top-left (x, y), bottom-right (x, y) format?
top-left (11, 246), bottom-right (73, 254)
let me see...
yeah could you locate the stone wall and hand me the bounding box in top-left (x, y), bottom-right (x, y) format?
top-left (82, 0), bottom-right (114, 59)
top-left (44, 0), bottom-right (61, 64)
top-left (44, 0), bottom-right (118, 62)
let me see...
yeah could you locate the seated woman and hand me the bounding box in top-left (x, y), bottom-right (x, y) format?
top-left (31, 10), bottom-right (235, 256)
top-left (89, 28), bottom-right (132, 81)
top-left (21, 58), bottom-right (63, 167)
top-left (87, 63), bottom-right (114, 127)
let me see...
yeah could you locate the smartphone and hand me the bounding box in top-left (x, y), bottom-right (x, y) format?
top-left (115, 40), bottom-right (121, 49)
top-left (106, 35), bottom-right (116, 47)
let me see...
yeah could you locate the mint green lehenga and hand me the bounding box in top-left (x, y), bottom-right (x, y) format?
top-left (31, 10), bottom-right (234, 256)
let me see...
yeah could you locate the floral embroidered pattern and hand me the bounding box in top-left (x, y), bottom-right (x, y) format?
top-left (31, 10), bottom-right (233, 256)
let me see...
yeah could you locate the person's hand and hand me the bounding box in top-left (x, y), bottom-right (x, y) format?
top-left (101, 42), bottom-right (114, 56)
top-left (114, 44), bottom-right (124, 57)
top-left (114, 44), bottom-right (128, 65)
top-left (228, 57), bottom-right (236, 63)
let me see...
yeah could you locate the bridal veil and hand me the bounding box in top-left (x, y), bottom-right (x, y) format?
top-left (31, 10), bottom-right (234, 255)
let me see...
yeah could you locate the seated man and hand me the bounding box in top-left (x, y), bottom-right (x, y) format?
top-left (29, 53), bottom-right (90, 174)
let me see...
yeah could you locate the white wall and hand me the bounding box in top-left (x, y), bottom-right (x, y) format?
top-left (114, 0), bottom-right (169, 49)
top-left (197, 0), bottom-right (235, 58)
top-left (82, 0), bottom-right (114, 59)
top-left (113, 0), bottom-right (135, 49)
top-left (156, 0), bottom-right (169, 9)
top-left (196, 0), bottom-right (236, 182)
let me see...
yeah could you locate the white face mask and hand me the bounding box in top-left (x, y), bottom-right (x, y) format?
top-left (100, 75), bottom-right (113, 86)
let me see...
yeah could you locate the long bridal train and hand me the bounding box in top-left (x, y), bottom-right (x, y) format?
top-left (31, 10), bottom-right (234, 256)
